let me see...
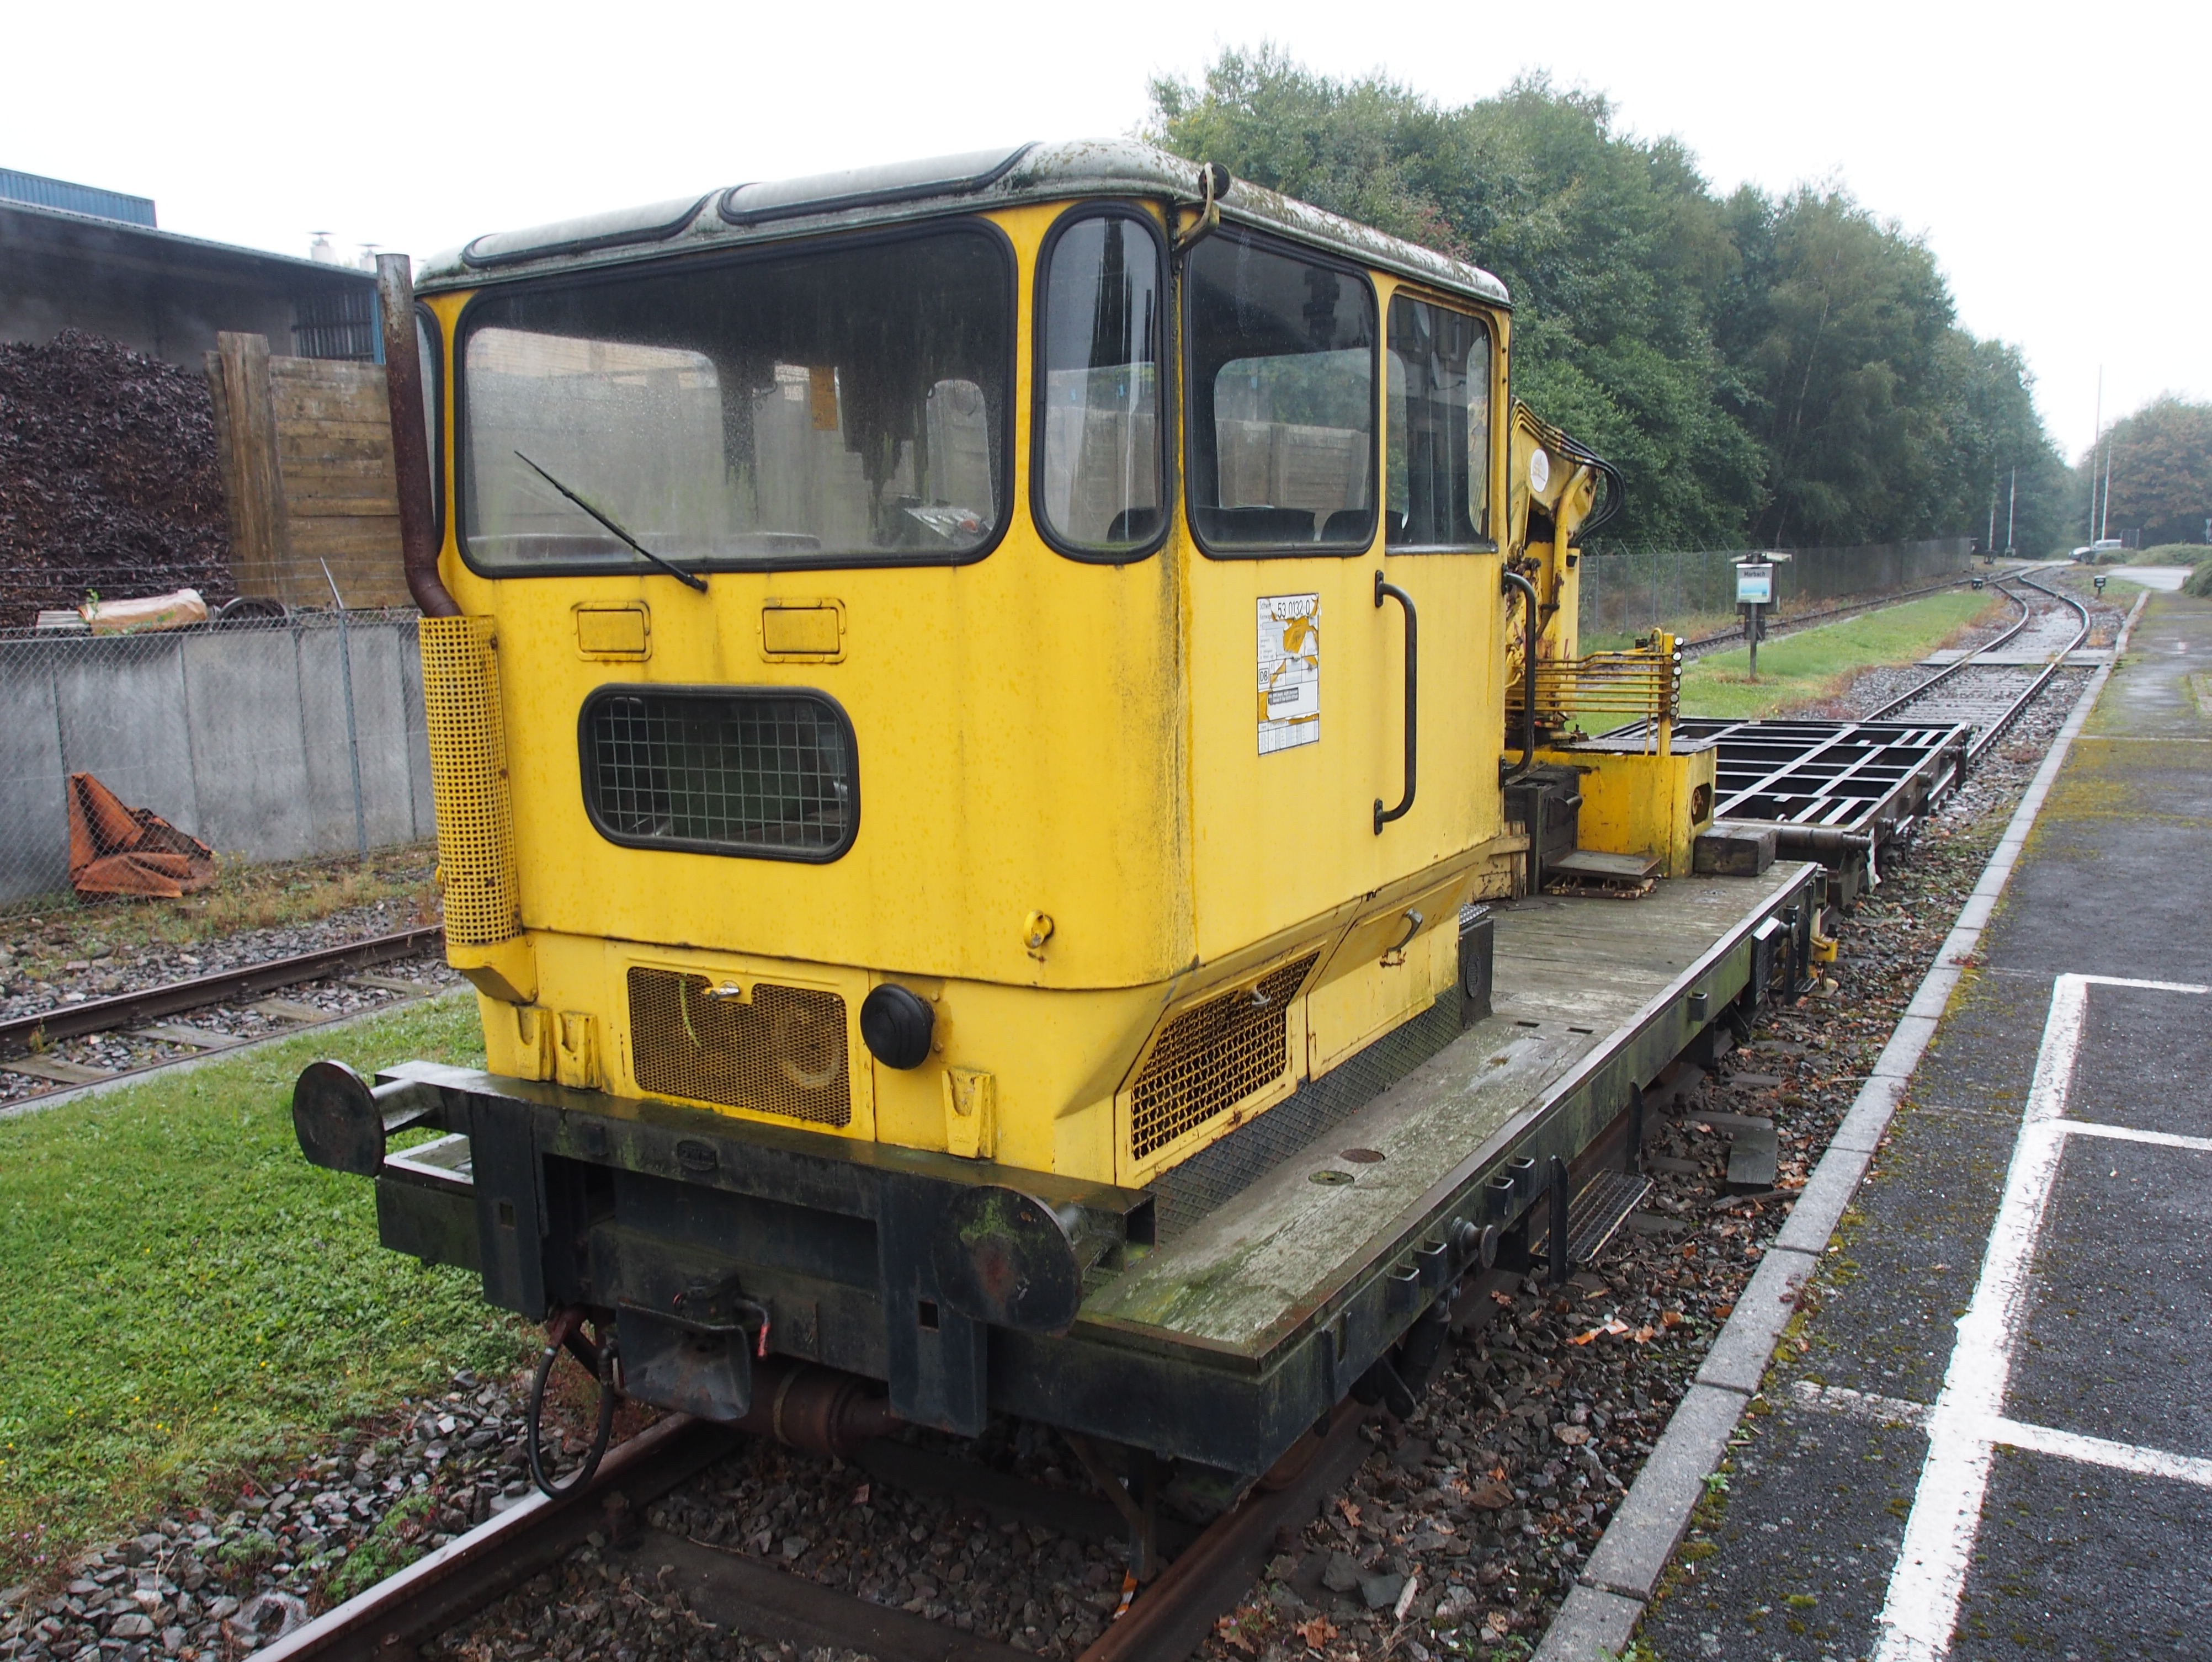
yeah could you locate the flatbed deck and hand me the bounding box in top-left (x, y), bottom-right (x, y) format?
top-left (1075, 861), bottom-right (1822, 1364)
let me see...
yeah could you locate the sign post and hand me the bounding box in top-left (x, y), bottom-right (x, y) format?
top-left (1735, 559), bottom-right (1775, 680)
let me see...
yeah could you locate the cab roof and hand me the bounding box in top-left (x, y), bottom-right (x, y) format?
top-left (416, 138), bottom-right (1509, 309)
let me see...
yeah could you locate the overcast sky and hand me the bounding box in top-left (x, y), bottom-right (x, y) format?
top-left (7, 0), bottom-right (2201, 461)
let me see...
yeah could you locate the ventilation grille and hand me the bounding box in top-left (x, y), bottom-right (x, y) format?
top-left (1128, 954), bottom-right (1318, 1163)
top-left (628, 968), bottom-right (852, 1128)
top-left (418, 615), bottom-right (519, 946)
top-left (584, 690), bottom-right (854, 858)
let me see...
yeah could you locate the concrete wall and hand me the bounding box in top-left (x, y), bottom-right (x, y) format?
top-left (0, 615), bottom-right (432, 904)
top-left (0, 201), bottom-right (374, 370)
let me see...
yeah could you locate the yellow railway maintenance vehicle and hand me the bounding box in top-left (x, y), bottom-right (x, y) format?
top-left (295, 141), bottom-right (1819, 1504)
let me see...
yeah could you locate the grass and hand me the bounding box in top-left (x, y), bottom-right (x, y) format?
top-left (1677, 588), bottom-right (2008, 720)
top-left (0, 994), bottom-right (528, 1583)
top-left (2, 841), bottom-right (440, 969)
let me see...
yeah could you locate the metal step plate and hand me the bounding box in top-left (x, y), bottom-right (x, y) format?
top-left (1530, 1169), bottom-right (1654, 1266)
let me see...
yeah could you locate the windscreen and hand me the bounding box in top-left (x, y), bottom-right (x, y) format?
top-left (1184, 231), bottom-right (1376, 553)
top-left (459, 228), bottom-right (1011, 572)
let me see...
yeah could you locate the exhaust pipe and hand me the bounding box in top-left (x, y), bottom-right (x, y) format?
top-left (375, 253), bottom-right (460, 618)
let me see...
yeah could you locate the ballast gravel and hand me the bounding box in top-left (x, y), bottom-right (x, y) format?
top-left (0, 1373), bottom-right (544, 1661)
top-left (0, 887), bottom-right (460, 1105)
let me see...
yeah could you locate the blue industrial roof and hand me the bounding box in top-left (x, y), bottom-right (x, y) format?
top-left (1, 167), bottom-right (156, 227)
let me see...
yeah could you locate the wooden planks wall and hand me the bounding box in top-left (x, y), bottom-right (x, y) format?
top-left (205, 332), bottom-right (412, 608)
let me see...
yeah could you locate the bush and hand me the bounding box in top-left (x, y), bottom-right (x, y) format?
top-left (2184, 562), bottom-right (2212, 597)
top-left (2135, 543), bottom-right (2210, 566)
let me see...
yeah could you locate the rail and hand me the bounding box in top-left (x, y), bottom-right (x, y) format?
top-left (1867, 570), bottom-right (2091, 759)
top-left (1864, 577), bottom-right (2033, 719)
top-left (250, 1399), bottom-right (1382, 1662)
top-left (1675, 571), bottom-right (1982, 662)
top-left (0, 925), bottom-right (444, 1058)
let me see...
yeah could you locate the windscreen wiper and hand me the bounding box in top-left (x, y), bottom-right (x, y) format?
top-left (512, 450), bottom-right (709, 593)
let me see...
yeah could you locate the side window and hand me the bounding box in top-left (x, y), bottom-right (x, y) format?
top-left (1386, 296), bottom-right (1491, 548)
top-left (1185, 232), bottom-right (1377, 555)
top-left (1034, 210), bottom-right (1167, 557)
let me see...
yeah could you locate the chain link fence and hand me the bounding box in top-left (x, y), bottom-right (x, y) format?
top-left (0, 608), bottom-right (433, 913)
top-left (1579, 537), bottom-right (1977, 649)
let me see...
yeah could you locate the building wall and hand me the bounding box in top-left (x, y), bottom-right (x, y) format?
top-left (0, 201), bottom-right (374, 369)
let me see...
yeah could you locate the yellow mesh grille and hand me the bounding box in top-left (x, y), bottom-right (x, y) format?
top-left (628, 969), bottom-right (852, 1128)
top-left (1129, 954), bottom-right (1318, 1162)
top-left (419, 615), bottom-right (519, 946)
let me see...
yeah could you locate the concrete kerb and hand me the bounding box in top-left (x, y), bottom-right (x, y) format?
top-left (1531, 587), bottom-right (2151, 1661)
top-left (0, 986), bottom-right (472, 1121)
top-left (1533, 1586), bottom-right (1642, 1660)
top-left (1692, 1245), bottom-right (1820, 1394)
top-left (1574, 1383), bottom-right (1748, 1602)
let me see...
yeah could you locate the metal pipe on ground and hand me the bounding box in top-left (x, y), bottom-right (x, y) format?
top-left (1744, 825), bottom-right (1878, 857)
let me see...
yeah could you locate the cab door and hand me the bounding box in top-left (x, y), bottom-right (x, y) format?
top-left (1296, 283), bottom-right (1508, 1073)
top-left (1180, 236), bottom-right (1506, 1010)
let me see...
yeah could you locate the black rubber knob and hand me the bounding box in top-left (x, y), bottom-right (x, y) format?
top-left (860, 984), bottom-right (935, 1069)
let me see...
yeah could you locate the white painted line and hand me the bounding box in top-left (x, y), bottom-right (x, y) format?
top-left (2064, 1122), bottom-right (2212, 1155)
top-left (1790, 1386), bottom-right (2212, 1488)
top-left (1871, 974), bottom-right (2208, 1662)
top-left (1984, 1417), bottom-right (2212, 1489)
top-left (1791, 1380), bottom-right (1931, 1427)
top-left (2066, 975), bottom-right (2210, 995)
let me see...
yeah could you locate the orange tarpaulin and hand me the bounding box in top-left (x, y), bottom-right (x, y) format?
top-left (66, 772), bottom-right (216, 898)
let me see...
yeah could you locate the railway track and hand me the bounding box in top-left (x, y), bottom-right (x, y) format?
top-left (0, 924), bottom-right (449, 1103)
top-left (258, 1397), bottom-right (1394, 1662)
top-left (1864, 568), bottom-right (2091, 758)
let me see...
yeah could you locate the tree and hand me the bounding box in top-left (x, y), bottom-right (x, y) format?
top-left (1149, 51), bottom-right (1767, 548)
top-left (2083, 398), bottom-right (2212, 547)
top-left (1714, 189), bottom-right (2069, 550)
top-left (1147, 47), bottom-right (2073, 553)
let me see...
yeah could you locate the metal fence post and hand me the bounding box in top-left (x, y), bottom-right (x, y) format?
top-left (323, 562), bottom-right (368, 861)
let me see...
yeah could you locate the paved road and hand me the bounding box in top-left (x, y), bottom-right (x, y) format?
top-left (2101, 566), bottom-right (2190, 593)
top-left (1639, 592), bottom-right (2212, 1661)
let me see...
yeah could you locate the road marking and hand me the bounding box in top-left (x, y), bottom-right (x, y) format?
top-left (1985, 1417), bottom-right (2212, 1488)
top-left (1792, 1386), bottom-right (2212, 1487)
top-left (1791, 1381), bottom-right (1930, 1427)
top-left (1870, 973), bottom-right (2210, 1662)
top-left (2062, 1121), bottom-right (2212, 1155)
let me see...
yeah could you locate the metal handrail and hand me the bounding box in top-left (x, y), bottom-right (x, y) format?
top-left (1374, 571), bottom-right (1417, 832)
